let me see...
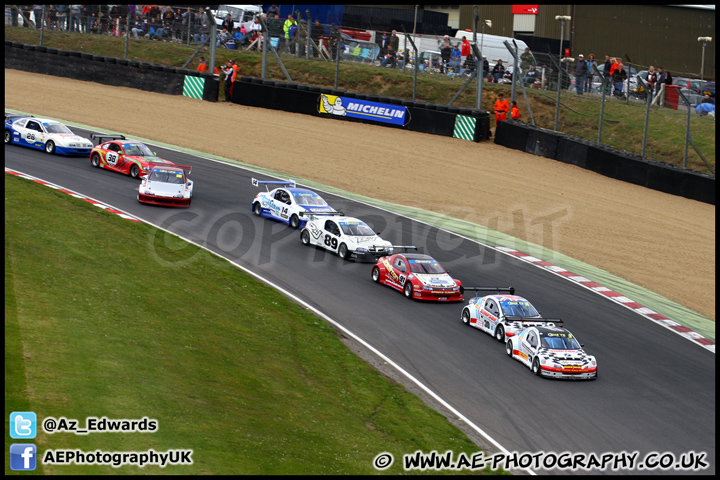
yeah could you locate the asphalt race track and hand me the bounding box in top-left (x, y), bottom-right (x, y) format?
top-left (5, 129), bottom-right (715, 475)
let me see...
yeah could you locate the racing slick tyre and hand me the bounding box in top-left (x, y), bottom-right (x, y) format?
top-left (91, 153), bottom-right (101, 168)
top-left (45, 140), bottom-right (56, 154)
top-left (338, 243), bottom-right (349, 260)
top-left (462, 309), bottom-right (471, 326)
top-left (371, 266), bottom-right (380, 283)
top-left (403, 281), bottom-right (413, 299)
top-left (301, 229), bottom-right (311, 246)
top-left (532, 358), bottom-right (542, 376)
top-left (252, 202), bottom-right (261, 216)
top-left (290, 214), bottom-right (300, 229)
top-left (129, 164), bottom-right (140, 178)
top-left (506, 340), bottom-right (513, 357)
top-left (495, 324), bottom-right (505, 342)
top-left (5, 130), bottom-right (13, 144)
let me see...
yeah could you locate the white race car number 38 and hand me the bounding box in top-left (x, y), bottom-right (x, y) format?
top-left (106, 151), bottom-right (119, 165)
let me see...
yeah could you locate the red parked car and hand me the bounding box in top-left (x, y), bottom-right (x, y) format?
top-left (371, 253), bottom-right (464, 302)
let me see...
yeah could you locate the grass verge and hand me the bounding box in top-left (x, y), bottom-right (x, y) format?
top-left (4, 173), bottom-right (502, 475)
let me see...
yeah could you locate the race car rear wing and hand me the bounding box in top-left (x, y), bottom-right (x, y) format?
top-left (391, 246), bottom-right (418, 252)
top-left (299, 211), bottom-right (344, 217)
top-left (91, 133), bottom-right (126, 145)
top-left (146, 162), bottom-right (192, 174)
top-left (504, 316), bottom-right (563, 327)
top-left (464, 287), bottom-right (515, 298)
top-left (252, 177), bottom-right (296, 190)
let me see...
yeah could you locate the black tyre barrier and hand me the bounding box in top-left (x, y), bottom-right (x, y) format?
top-left (68, 51), bottom-right (81, 58)
top-left (46, 48), bottom-right (58, 55)
top-left (57, 50), bottom-right (69, 57)
top-left (36, 46), bottom-right (47, 53)
top-left (495, 121), bottom-right (714, 204)
top-left (297, 84), bottom-right (309, 91)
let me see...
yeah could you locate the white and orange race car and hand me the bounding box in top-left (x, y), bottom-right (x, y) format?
top-left (460, 288), bottom-right (550, 341)
top-left (506, 323), bottom-right (598, 380)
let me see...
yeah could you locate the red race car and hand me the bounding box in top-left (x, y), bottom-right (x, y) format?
top-left (89, 134), bottom-right (177, 178)
top-left (371, 252), bottom-right (464, 301)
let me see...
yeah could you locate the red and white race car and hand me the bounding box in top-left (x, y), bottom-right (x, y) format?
top-left (371, 252), bottom-right (464, 301)
top-left (89, 134), bottom-right (177, 178)
top-left (137, 164), bottom-right (193, 207)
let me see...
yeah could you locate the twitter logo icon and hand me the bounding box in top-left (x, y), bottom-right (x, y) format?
top-left (10, 412), bottom-right (37, 439)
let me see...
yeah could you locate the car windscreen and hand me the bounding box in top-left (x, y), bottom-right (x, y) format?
top-left (408, 259), bottom-right (445, 274)
top-left (44, 123), bottom-right (73, 134)
top-left (122, 143), bottom-right (154, 157)
top-left (292, 192), bottom-right (327, 206)
top-left (500, 300), bottom-right (540, 317)
top-left (541, 334), bottom-right (581, 350)
top-left (148, 169), bottom-right (184, 184)
top-left (339, 222), bottom-right (374, 236)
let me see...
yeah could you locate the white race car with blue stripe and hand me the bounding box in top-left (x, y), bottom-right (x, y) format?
top-left (251, 178), bottom-right (335, 228)
top-left (4, 114), bottom-right (93, 155)
top-left (300, 215), bottom-right (393, 261)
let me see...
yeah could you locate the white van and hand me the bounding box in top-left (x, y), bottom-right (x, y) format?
top-left (213, 5), bottom-right (262, 31)
top-left (454, 30), bottom-right (533, 71)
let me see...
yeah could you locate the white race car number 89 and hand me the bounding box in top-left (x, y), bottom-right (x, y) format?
top-left (106, 151), bottom-right (119, 165)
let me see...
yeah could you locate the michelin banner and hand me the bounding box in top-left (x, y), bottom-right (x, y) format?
top-left (318, 94), bottom-right (409, 126)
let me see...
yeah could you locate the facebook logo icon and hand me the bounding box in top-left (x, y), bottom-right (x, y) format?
top-left (10, 411), bottom-right (37, 439)
top-left (10, 444), bottom-right (37, 471)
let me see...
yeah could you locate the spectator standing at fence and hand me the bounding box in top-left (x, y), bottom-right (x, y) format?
top-left (82, 5), bottom-right (98, 33)
top-left (655, 66), bottom-right (666, 95)
top-left (511, 101), bottom-right (520, 120)
top-left (460, 36), bottom-right (471, 64)
top-left (267, 4), bottom-right (280, 18)
top-left (491, 59), bottom-right (505, 83)
top-left (268, 14), bottom-right (284, 49)
top-left (574, 54), bottom-right (587, 95)
top-left (283, 14), bottom-right (298, 55)
top-left (664, 70), bottom-right (673, 88)
top-left (602, 55), bottom-right (611, 76)
top-left (33, 5), bottom-right (44, 29)
top-left (55, 5), bottom-right (68, 30)
top-left (646, 66), bottom-right (657, 95)
top-left (68, 5), bottom-right (80, 31)
top-left (482, 56), bottom-right (489, 79)
top-left (494, 93), bottom-right (509, 126)
top-left (45, 5), bottom-right (58, 30)
top-left (520, 47), bottom-right (534, 72)
top-left (439, 35), bottom-right (452, 74)
top-left (612, 63), bottom-right (627, 98)
top-left (585, 54), bottom-right (596, 92)
top-left (451, 43), bottom-right (461, 64)
top-left (222, 59), bottom-right (239, 101)
top-left (221, 13), bottom-right (234, 33)
top-left (389, 30), bottom-right (400, 54)
top-left (311, 20), bottom-right (324, 57)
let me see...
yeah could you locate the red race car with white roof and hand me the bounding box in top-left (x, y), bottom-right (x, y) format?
top-left (371, 251), bottom-right (464, 301)
top-left (90, 134), bottom-right (177, 178)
